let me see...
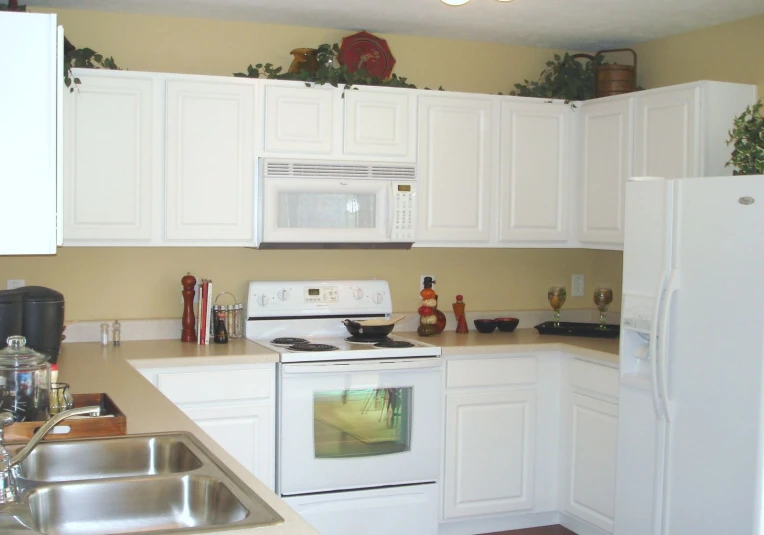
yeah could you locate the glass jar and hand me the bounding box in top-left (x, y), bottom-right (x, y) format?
top-left (0, 335), bottom-right (51, 422)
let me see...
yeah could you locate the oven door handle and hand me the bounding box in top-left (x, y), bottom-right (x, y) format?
top-left (281, 358), bottom-right (442, 374)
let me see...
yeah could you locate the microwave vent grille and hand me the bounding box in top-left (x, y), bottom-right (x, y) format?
top-left (263, 160), bottom-right (416, 181)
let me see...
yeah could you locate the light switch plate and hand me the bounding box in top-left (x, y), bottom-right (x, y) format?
top-left (6, 279), bottom-right (25, 290)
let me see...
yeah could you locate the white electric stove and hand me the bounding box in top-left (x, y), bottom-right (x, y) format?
top-left (245, 280), bottom-right (441, 535)
top-left (245, 279), bottom-right (441, 362)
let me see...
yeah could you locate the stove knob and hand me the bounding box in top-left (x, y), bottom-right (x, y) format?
top-left (372, 292), bottom-right (384, 305)
top-left (353, 288), bottom-right (364, 300)
top-left (276, 289), bottom-right (290, 301)
top-left (257, 294), bottom-right (270, 307)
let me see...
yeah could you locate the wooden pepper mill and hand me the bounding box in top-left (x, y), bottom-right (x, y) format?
top-left (181, 273), bottom-right (197, 342)
top-left (453, 294), bottom-right (469, 334)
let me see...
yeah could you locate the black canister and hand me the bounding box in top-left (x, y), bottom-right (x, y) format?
top-left (21, 287), bottom-right (65, 364)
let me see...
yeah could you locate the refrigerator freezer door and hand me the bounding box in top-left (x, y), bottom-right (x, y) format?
top-left (662, 176), bottom-right (764, 534)
top-left (615, 177), bottom-right (674, 535)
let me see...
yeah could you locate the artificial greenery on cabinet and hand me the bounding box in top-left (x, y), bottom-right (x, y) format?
top-left (508, 53), bottom-right (601, 101)
top-left (234, 43), bottom-right (433, 90)
top-left (726, 100), bottom-right (764, 176)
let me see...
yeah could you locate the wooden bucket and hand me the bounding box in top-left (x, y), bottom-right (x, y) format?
top-left (594, 48), bottom-right (637, 97)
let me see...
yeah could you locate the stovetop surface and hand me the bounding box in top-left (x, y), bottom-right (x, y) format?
top-left (255, 334), bottom-right (441, 363)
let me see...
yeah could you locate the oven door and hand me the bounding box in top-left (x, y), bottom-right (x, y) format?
top-left (262, 178), bottom-right (391, 243)
top-left (278, 358), bottom-right (442, 495)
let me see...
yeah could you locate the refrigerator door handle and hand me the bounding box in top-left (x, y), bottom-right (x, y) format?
top-left (657, 269), bottom-right (679, 423)
top-left (650, 271), bottom-right (669, 420)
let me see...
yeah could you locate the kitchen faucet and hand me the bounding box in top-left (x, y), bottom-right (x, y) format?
top-left (0, 406), bottom-right (101, 504)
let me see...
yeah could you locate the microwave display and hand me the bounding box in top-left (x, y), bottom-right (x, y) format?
top-left (397, 185), bottom-right (411, 192)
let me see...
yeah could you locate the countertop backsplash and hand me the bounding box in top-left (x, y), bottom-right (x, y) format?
top-left (63, 309), bottom-right (620, 344)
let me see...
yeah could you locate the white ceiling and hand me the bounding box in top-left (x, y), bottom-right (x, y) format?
top-left (27, 0), bottom-right (764, 50)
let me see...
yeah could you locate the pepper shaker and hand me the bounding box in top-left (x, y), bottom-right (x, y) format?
top-left (112, 320), bottom-right (121, 346)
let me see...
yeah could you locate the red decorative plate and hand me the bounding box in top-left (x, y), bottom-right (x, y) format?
top-left (338, 31), bottom-right (396, 79)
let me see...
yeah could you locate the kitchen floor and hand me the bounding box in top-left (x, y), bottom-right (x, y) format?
top-left (485, 526), bottom-right (576, 535)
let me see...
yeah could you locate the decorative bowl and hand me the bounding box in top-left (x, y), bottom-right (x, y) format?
top-left (494, 317), bottom-right (519, 332)
top-left (473, 319), bottom-right (497, 333)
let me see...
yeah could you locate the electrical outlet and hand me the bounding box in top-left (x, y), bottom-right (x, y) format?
top-left (572, 274), bottom-right (585, 297)
top-left (6, 279), bottom-right (25, 290)
top-left (420, 274), bottom-right (436, 291)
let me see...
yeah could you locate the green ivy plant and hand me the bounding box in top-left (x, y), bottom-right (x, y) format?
top-left (509, 53), bottom-right (601, 102)
top-left (63, 39), bottom-right (120, 92)
top-left (234, 43), bottom-right (434, 91)
top-left (726, 100), bottom-right (764, 175)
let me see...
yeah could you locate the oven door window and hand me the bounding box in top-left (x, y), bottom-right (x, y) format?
top-left (313, 387), bottom-right (412, 458)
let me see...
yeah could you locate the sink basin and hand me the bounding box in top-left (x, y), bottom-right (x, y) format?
top-left (28, 475), bottom-right (248, 535)
top-left (2, 432), bottom-right (283, 534)
top-left (15, 435), bottom-right (203, 482)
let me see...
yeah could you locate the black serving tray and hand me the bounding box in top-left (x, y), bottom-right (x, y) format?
top-left (534, 321), bottom-right (620, 339)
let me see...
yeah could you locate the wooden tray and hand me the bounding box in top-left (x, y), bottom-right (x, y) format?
top-left (5, 393), bottom-right (126, 443)
top-left (534, 321), bottom-right (620, 339)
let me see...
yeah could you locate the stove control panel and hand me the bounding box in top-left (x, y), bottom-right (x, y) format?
top-left (247, 280), bottom-right (393, 317)
top-left (304, 286), bottom-right (339, 304)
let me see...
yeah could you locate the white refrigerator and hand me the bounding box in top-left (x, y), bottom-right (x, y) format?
top-left (615, 175), bottom-right (764, 535)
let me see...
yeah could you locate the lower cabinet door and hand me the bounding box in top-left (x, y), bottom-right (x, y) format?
top-left (443, 389), bottom-right (536, 518)
top-left (181, 402), bottom-right (275, 491)
top-left (565, 393), bottom-right (618, 532)
top-left (284, 483), bottom-right (438, 535)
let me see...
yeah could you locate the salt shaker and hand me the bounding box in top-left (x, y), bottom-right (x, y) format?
top-left (233, 303), bottom-right (244, 338)
top-left (112, 320), bottom-right (121, 346)
top-left (100, 323), bottom-right (109, 346)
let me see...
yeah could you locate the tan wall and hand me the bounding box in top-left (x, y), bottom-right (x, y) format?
top-left (34, 7), bottom-right (568, 95)
top-left (0, 248), bottom-right (622, 321)
top-left (20, 10), bottom-right (761, 322)
top-left (632, 15), bottom-right (764, 98)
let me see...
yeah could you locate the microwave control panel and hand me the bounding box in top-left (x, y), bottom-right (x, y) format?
top-left (391, 182), bottom-right (416, 242)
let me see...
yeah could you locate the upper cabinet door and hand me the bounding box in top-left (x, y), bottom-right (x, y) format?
top-left (579, 98), bottom-right (632, 245)
top-left (0, 13), bottom-right (59, 255)
top-left (165, 80), bottom-right (256, 243)
top-left (263, 84), bottom-right (334, 155)
top-left (417, 94), bottom-right (494, 243)
top-left (63, 74), bottom-right (154, 242)
top-left (343, 88), bottom-right (416, 161)
top-left (633, 86), bottom-right (699, 179)
top-left (498, 101), bottom-right (569, 242)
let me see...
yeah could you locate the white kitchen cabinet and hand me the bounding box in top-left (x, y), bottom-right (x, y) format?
top-left (632, 81), bottom-right (756, 179)
top-left (444, 388), bottom-right (536, 518)
top-left (560, 358), bottom-right (619, 534)
top-left (343, 87), bottom-right (416, 160)
top-left (63, 73), bottom-right (155, 243)
top-left (498, 100), bottom-right (570, 242)
top-left (440, 354), bottom-right (564, 523)
top-left (262, 83), bottom-right (335, 155)
top-left (0, 12), bottom-right (61, 255)
top-left (417, 94), bottom-right (495, 243)
top-left (260, 82), bottom-right (417, 161)
top-left (165, 79), bottom-right (256, 243)
top-left (138, 363), bottom-right (276, 490)
top-left (578, 98), bottom-right (632, 245)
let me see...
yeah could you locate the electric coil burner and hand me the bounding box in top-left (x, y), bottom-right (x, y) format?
top-left (271, 337), bottom-right (309, 346)
top-left (374, 339), bottom-right (415, 349)
top-left (287, 343), bottom-right (340, 352)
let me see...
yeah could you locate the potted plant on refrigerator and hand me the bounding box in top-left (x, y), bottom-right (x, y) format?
top-left (726, 100), bottom-right (764, 175)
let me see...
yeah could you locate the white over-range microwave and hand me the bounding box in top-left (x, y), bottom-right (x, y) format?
top-left (257, 159), bottom-right (417, 249)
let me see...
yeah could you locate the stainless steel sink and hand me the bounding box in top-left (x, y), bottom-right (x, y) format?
top-left (28, 475), bottom-right (248, 535)
top-left (15, 435), bottom-right (203, 482)
top-left (1, 432), bottom-right (283, 534)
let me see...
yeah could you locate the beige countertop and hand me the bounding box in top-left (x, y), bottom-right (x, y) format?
top-left (397, 328), bottom-right (620, 367)
top-left (56, 339), bottom-right (316, 535)
top-left (51, 329), bottom-right (617, 534)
